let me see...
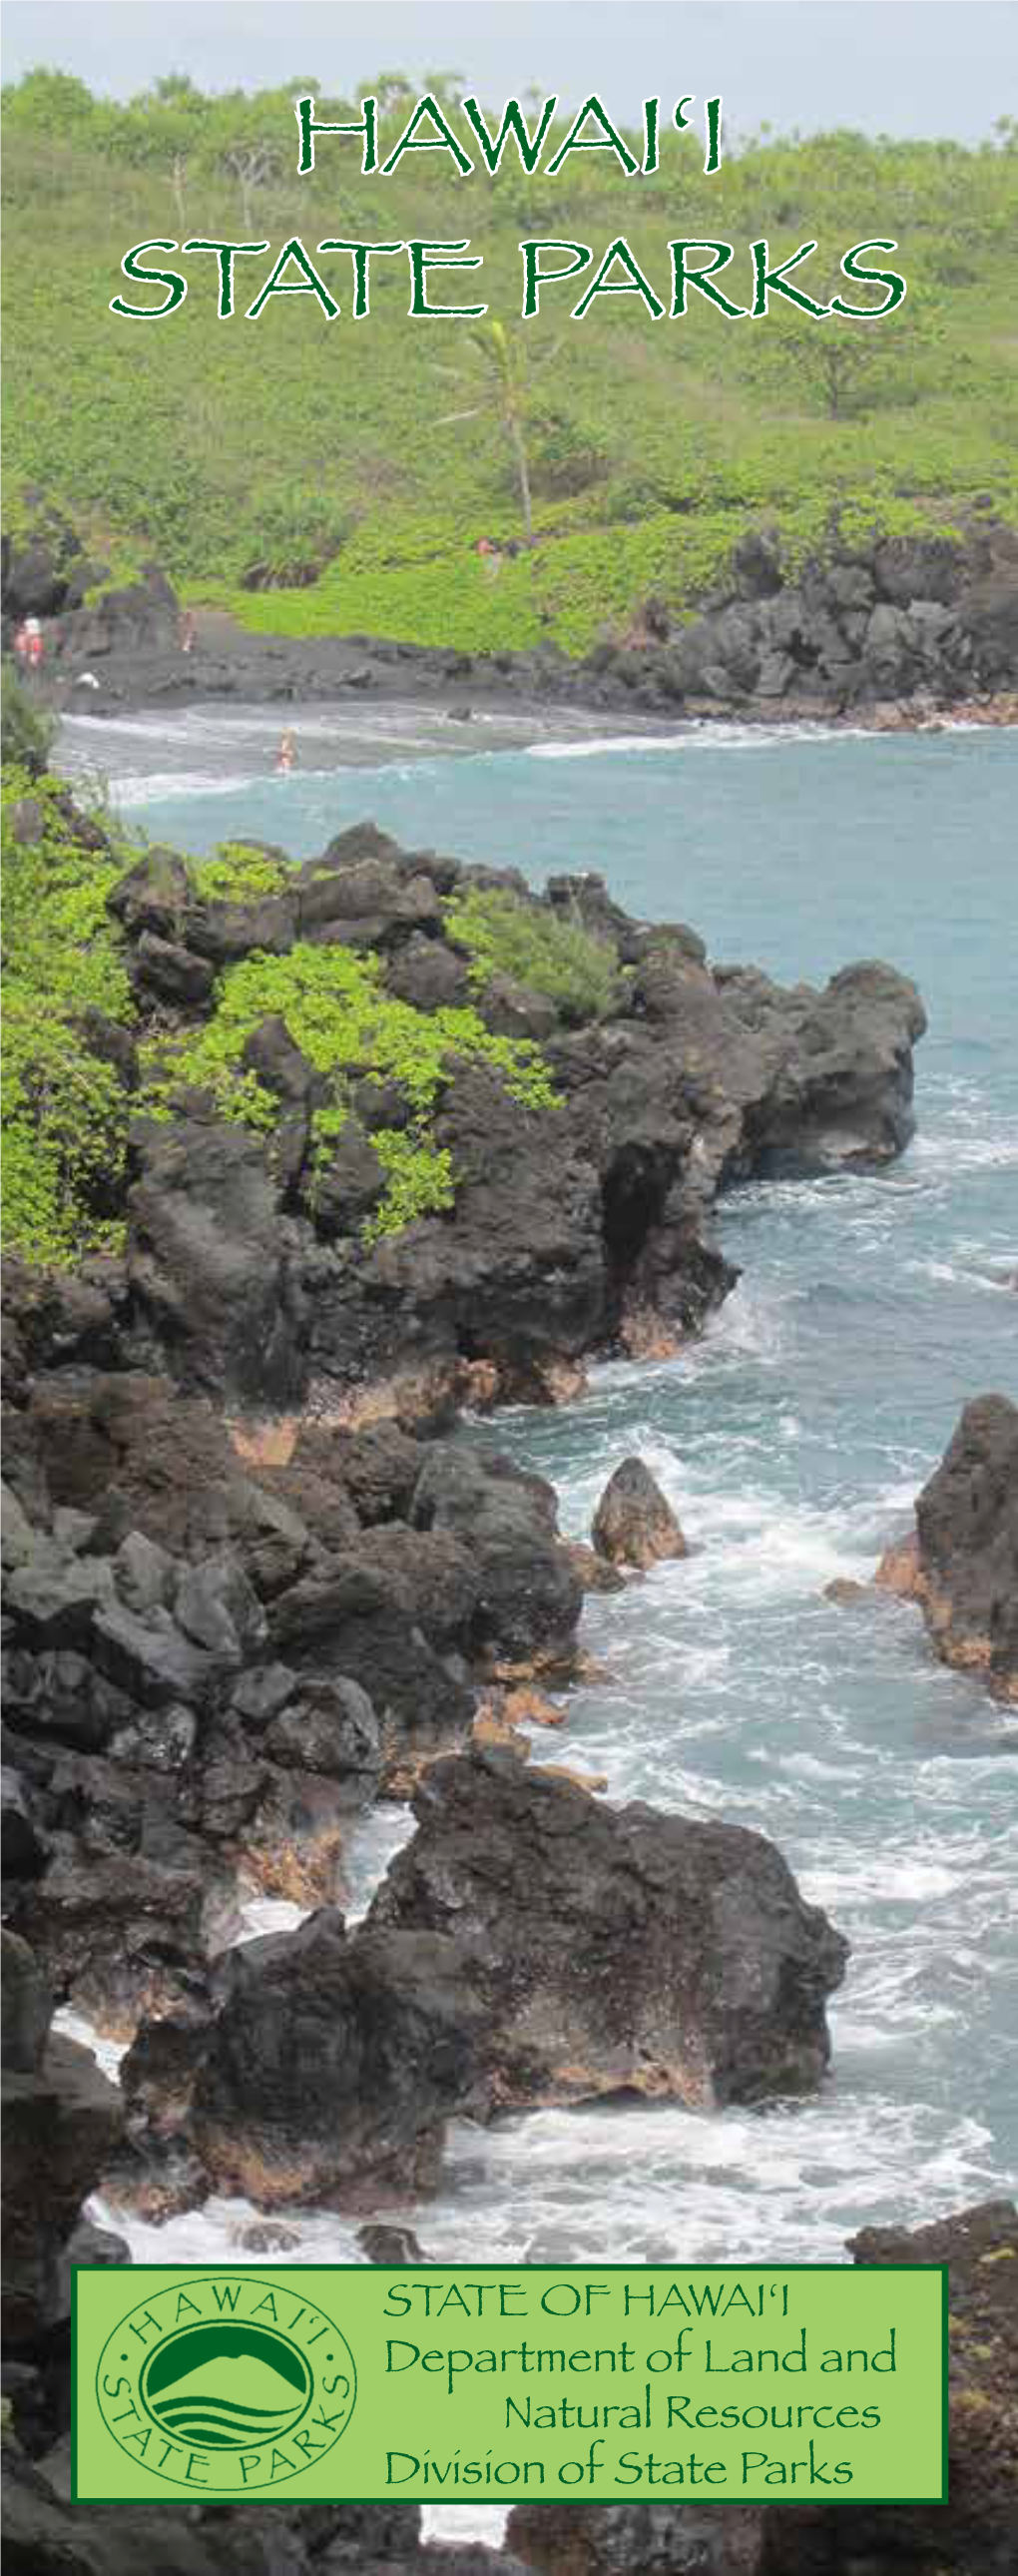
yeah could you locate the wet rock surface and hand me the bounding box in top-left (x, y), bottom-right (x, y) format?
top-left (184, 1912), bottom-right (489, 2207)
top-left (875, 1394), bottom-right (1018, 1701)
top-left (367, 1747), bottom-right (848, 2114)
top-left (592, 1456), bottom-right (689, 1570)
top-left (108, 1740), bottom-right (847, 2208)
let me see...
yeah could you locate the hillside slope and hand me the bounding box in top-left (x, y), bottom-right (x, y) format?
top-left (2, 71), bottom-right (1017, 654)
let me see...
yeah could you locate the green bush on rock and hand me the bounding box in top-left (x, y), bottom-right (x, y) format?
top-left (363, 1129), bottom-right (456, 1240)
top-left (445, 883), bottom-right (620, 1021)
top-left (186, 841), bottom-right (287, 901)
top-left (140, 939), bottom-right (561, 1239)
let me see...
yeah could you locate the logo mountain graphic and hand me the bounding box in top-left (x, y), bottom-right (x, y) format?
top-left (142, 2334), bottom-right (310, 2449)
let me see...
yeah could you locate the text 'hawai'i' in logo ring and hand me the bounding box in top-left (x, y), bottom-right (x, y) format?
top-left (95, 2276), bottom-right (357, 2493)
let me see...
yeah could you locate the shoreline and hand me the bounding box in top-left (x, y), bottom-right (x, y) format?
top-left (39, 617), bottom-right (1018, 739)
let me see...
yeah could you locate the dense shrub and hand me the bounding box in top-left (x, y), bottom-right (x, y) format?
top-left (1, 769), bottom-right (134, 1262)
top-left (444, 885), bottom-right (621, 1021)
top-left (186, 841), bottom-right (287, 900)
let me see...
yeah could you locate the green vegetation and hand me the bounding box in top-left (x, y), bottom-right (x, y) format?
top-left (140, 940), bottom-right (560, 1238)
top-left (186, 841), bottom-right (287, 901)
top-left (1, 772), bottom-right (564, 1263)
top-left (445, 884), bottom-right (620, 1019)
top-left (2, 72), bottom-right (1016, 651)
top-left (1, 768), bottom-right (134, 1263)
top-left (1, 665), bottom-right (55, 775)
top-left (363, 1128), bottom-right (455, 1239)
top-left (435, 317), bottom-right (562, 547)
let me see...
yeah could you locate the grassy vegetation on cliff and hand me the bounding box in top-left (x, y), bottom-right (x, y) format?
top-left (445, 885), bottom-right (620, 1019)
top-left (0, 772), bottom-right (563, 1263)
top-left (140, 938), bottom-right (561, 1239)
top-left (186, 841), bottom-right (288, 901)
top-left (2, 71), bottom-right (1016, 652)
top-left (1, 769), bottom-right (135, 1264)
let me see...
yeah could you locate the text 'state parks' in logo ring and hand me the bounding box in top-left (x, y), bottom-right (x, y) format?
top-left (96, 2277), bottom-right (356, 2493)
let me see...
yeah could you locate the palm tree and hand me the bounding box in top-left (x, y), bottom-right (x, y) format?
top-left (436, 321), bottom-right (556, 546)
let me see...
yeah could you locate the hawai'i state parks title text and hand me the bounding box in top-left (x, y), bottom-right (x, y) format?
top-left (108, 90), bottom-right (908, 326)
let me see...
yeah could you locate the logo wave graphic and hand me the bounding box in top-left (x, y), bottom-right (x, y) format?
top-left (151, 2392), bottom-right (303, 2449)
top-left (141, 2339), bottom-right (310, 2451)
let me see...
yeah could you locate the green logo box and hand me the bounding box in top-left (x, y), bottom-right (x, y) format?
top-left (73, 2261), bottom-right (946, 2506)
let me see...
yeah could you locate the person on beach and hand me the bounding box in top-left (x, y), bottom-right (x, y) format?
top-left (275, 729), bottom-right (295, 773)
top-left (180, 609), bottom-right (196, 655)
top-left (25, 614), bottom-right (44, 670)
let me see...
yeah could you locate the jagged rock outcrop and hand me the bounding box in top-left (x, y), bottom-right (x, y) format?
top-left (618, 522), bottom-right (1018, 715)
top-left (114, 1743), bottom-right (847, 2208)
top-left (592, 1457), bottom-right (689, 1570)
top-left (13, 815), bottom-right (918, 1412)
top-left (367, 1747), bottom-right (848, 2112)
top-left (1, 1367), bottom-right (583, 2031)
top-left (3, 779), bottom-right (928, 1419)
top-left (112, 1903), bottom-right (490, 2212)
top-left (187, 1912), bottom-right (490, 2207)
top-left (875, 1395), bottom-right (1018, 1701)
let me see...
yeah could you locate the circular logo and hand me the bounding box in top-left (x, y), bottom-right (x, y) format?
top-left (96, 2278), bottom-right (356, 2493)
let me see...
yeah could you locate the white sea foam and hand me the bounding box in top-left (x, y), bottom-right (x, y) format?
top-left (912, 1131), bottom-right (1018, 1172)
top-left (527, 733), bottom-right (688, 760)
top-left (806, 1857), bottom-right (968, 1906)
top-left (233, 1893), bottom-right (307, 1944)
top-left (62, 711), bottom-right (194, 742)
top-left (53, 2008), bottom-right (128, 2083)
top-left (423, 2505), bottom-right (509, 2545)
top-left (525, 720), bottom-right (867, 761)
top-left (110, 769), bottom-right (268, 805)
top-left (92, 2084), bottom-right (1009, 2284)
